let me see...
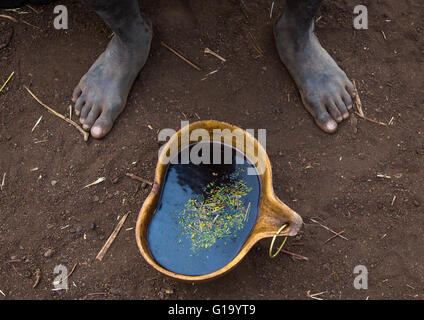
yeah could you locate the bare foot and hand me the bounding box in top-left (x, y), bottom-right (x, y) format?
top-left (274, 14), bottom-right (355, 133)
top-left (72, 23), bottom-right (152, 139)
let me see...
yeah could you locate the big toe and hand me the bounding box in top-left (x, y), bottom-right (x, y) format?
top-left (90, 114), bottom-right (114, 139)
top-left (315, 112), bottom-right (338, 133)
top-left (305, 98), bottom-right (338, 133)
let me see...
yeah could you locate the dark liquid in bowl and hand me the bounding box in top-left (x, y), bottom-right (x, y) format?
top-left (147, 141), bottom-right (261, 276)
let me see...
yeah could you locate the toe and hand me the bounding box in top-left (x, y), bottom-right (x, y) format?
top-left (341, 89), bottom-right (353, 111)
top-left (335, 96), bottom-right (349, 119)
top-left (316, 111), bottom-right (338, 133)
top-left (79, 102), bottom-right (92, 124)
top-left (72, 86), bottom-right (82, 103)
top-left (74, 95), bottom-right (86, 116)
top-left (345, 79), bottom-right (355, 98)
top-left (327, 101), bottom-right (343, 123)
top-left (91, 113), bottom-right (114, 139)
top-left (305, 97), bottom-right (338, 133)
top-left (82, 105), bottom-right (101, 131)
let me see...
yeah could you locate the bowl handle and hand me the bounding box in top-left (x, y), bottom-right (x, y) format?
top-left (258, 196), bottom-right (303, 238)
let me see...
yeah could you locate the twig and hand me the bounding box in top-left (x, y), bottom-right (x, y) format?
top-left (248, 31), bottom-right (263, 57)
top-left (324, 230), bottom-right (345, 244)
top-left (126, 173), bottom-right (153, 186)
top-left (307, 290), bottom-right (326, 300)
top-left (20, 20), bottom-right (39, 30)
top-left (26, 5), bottom-right (41, 14)
top-left (391, 195), bottom-right (397, 206)
top-left (0, 289), bottom-right (5, 297)
top-left (31, 116), bottom-right (43, 132)
top-left (310, 218), bottom-right (348, 240)
top-left (0, 13), bottom-right (40, 30)
top-left (160, 41), bottom-right (202, 71)
top-left (204, 47), bottom-right (226, 62)
top-left (355, 112), bottom-right (388, 126)
top-left (87, 292), bottom-right (107, 296)
top-left (0, 14), bottom-right (18, 22)
top-left (270, 1), bottom-right (275, 19)
top-left (0, 71), bottom-right (15, 93)
top-left (280, 249), bottom-right (309, 261)
top-left (96, 212), bottom-right (130, 261)
top-left (33, 269), bottom-right (41, 288)
top-left (239, 0), bottom-right (249, 22)
top-left (24, 86), bottom-right (89, 141)
top-left (82, 177), bottom-right (105, 189)
top-left (1, 173), bottom-right (5, 191)
top-left (381, 30), bottom-right (387, 40)
top-left (352, 80), bottom-right (364, 117)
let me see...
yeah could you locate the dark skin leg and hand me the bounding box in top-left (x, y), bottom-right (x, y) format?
top-left (73, 0), bottom-right (152, 138)
top-left (275, 0), bottom-right (355, 133)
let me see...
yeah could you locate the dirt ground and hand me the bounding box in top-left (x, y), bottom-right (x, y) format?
top-left (0, 0), bottom-right (423, 300)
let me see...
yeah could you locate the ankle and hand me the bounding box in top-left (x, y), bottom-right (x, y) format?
top-left (275, 11), bottom-right (314, 42)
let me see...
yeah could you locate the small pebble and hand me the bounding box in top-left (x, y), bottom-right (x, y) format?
top-left (51, 180), bottom-right (58, 186)
top-left (90, 223), bottom-right (96, 230)
top-left (44, 249), bottom-right (54, 258)
top-left (413, 200), bottom-right (420, 207)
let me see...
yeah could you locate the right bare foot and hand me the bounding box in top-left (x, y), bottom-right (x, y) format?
top-left (72, 17), bottom-right (152, 139)
top-left (274, 13), bottom-right (355, 133)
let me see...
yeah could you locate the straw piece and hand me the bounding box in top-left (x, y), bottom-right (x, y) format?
top-left (32, 269), bottom-right (41, 288)
top-left (324, 230), bottom-right (345, 244)
top-left (31, 116), bottom-right (43, 132)
top-left (24, 86), bottom-right (89, 141)
top-left (352, 80), bottom-right (364, 118)
top-left (82, 177), bottom-right (105, 189)
top-left (0, 14), bottom-right (17, 22)
top-left (161, 41), bottom-right (202, 71)
top-left (0, 71), bottom-right (14, 93)
top-left (310, 218), bottom-right (348, 240)
top-left (126, 173), bottom-right (153, 186)
top-left (1, 173), bottom-right (5, 191)
top-left (204, 47), bottom-right (226, 63)
top-left (96, 212), bottom-right (130, 261)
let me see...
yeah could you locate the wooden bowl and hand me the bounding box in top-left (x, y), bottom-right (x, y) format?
top-left (136, 120), bottom-right (303, 282)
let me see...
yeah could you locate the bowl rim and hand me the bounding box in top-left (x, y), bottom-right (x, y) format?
top-left (135, 120), bottom-right (302, 282)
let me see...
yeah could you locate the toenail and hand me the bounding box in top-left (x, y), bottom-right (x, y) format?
top-left (327, 121), bottom-right (337, 131)
top-left (92, 127), bottom-right (102, 136)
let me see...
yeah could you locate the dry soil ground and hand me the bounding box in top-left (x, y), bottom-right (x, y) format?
top-left (0, 0), bottom-right (423, 300)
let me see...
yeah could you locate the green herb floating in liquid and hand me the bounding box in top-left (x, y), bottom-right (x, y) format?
top-left (177, 168), bottom-right (252, 251)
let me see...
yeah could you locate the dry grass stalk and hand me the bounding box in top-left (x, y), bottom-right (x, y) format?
top-left (161, 41), bottom-right (202, 71)
top-left (24, 86), bottom-right (89, 141)
top-left (96, 212), bottom-right (131, 261)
